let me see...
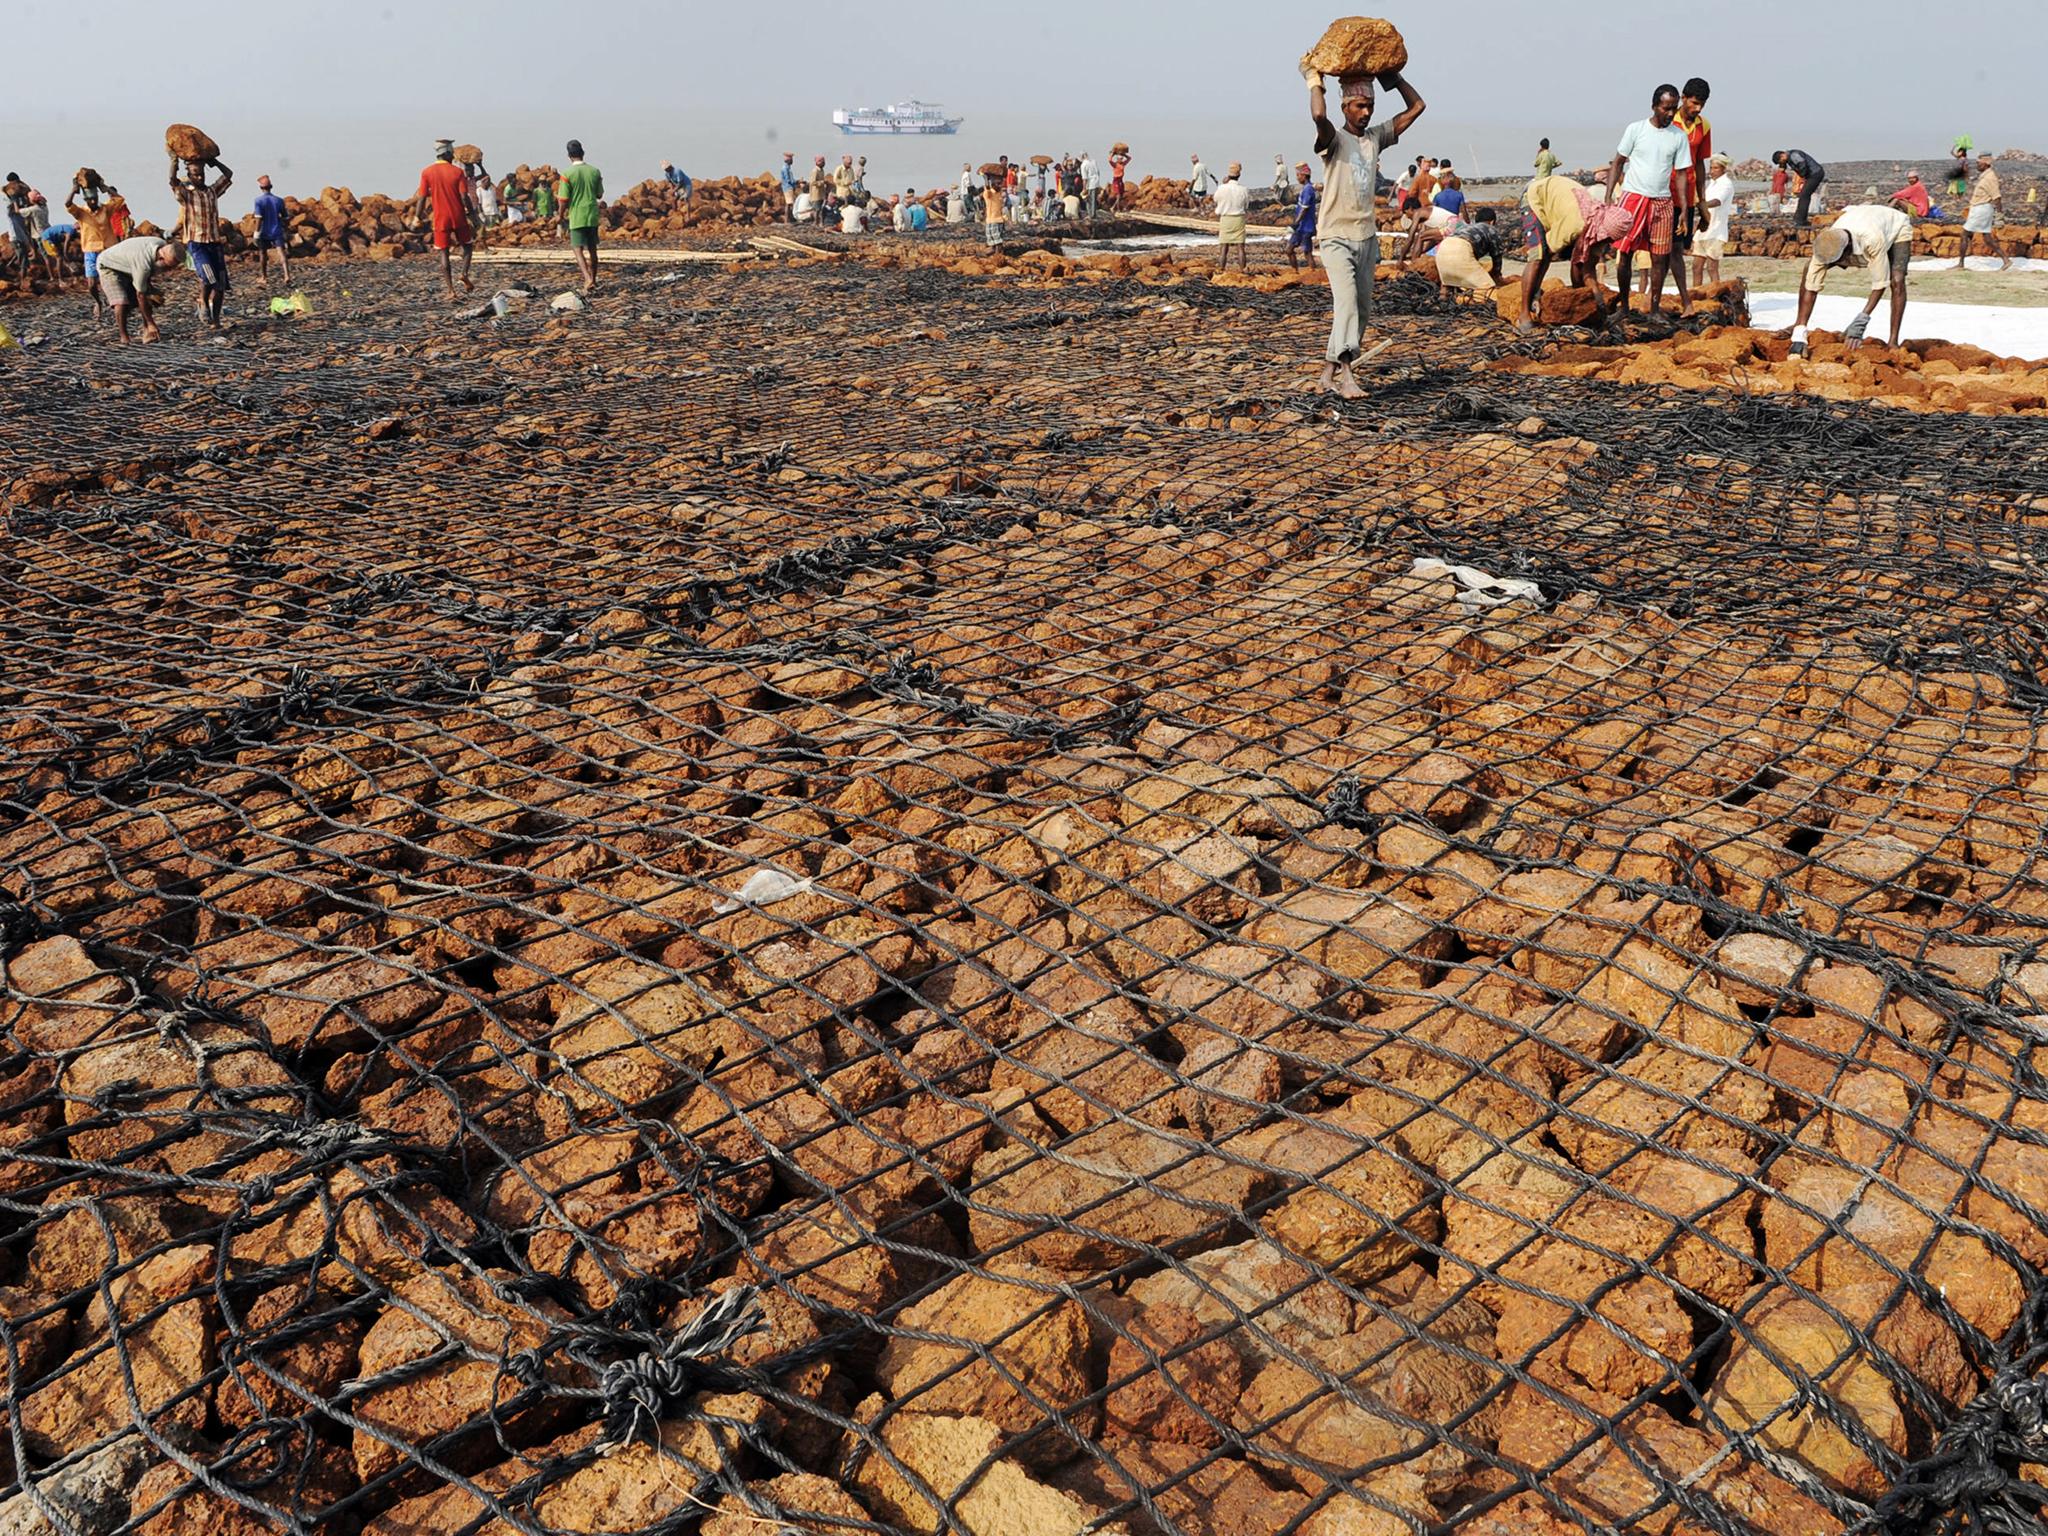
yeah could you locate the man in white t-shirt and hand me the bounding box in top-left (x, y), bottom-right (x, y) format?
top-left (1603, 83), bottom-right (1693, 324)
top-left (1690, 152), bottom-right (1734, 290)
top-left (1304, 64), bottom-right (1426, 398)
top-left (1213, 162), bottom-right (1252, 270)
top-left (839, 198), bottom-right (869, 234)
top-left (1789, 204), bottom-right (1914, 355)
top-left (1189, 154), bottom-right (1216, 204)
top-left (1079, 153), bottom-right (1099, 218)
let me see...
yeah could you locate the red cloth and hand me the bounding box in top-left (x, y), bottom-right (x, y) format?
top-left (1892, 182), bottom-right (1931, 218)
top-left (1615, 191), bottom-right (1673, 256)
top-left (418, 162), bottom-right (473, 246)
top-left (1674, 111), bottom-right (1711, 206)
top-left (1569, 183), bottom-right (1636, 265)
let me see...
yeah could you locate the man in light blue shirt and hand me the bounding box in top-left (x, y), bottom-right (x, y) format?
top-left (906, 191), bottom-right (928, 232)
top-left (662, 162), bottom-right (692, 207)
top-left (1603, 83), bottom-right (1694, 323)
top-left (777, 153), bottom-right (798, 221)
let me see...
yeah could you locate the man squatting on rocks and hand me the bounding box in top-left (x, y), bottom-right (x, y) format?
top-left (1789, 204), bottom-right (1914, 356)
top-left (1303, 61), bottom-right (1425, 399)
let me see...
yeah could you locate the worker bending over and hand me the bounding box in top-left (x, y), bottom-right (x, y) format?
top-left (1789, 204), bottom-right (1913, 356)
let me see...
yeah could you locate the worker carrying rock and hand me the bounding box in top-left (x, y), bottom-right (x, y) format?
top-left (169, 148), bottom-right (234, 328)
top-left (1300, 17), bottom-right (1425, 399)
top-left (1788, 204), bottom-right (1913, 357)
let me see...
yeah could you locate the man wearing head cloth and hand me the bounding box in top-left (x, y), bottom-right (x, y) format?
top-left (1302, 65), bottom-right (1425, 398)
top-left (1286, 161), bottom-right (1318, 274)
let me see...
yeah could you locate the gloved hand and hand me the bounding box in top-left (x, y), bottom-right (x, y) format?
top-left (1302, 61), bottom-right (1324, 89)
top-left (1843, 312), bottom-right (1871, 349)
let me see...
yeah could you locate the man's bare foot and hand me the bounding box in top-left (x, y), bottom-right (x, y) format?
top-left (462, 275), bottom-right (476, 292)
top-left (443, 288), bottom-right (459, 302)
top-left (141, 326), bottom-right (161, 344)
top-left (1514, 315), bottom-right (1535, 336)
top-left (1317, 361), bottom-right (1336, 392)
top-left (1332, 365), bottom-right (1365, 400)
top-left (2003, 259), bottom-right (2015, 270)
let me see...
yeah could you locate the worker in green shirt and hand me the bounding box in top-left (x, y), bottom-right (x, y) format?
top-left (558, 139), bottom-right (604, 294)
top-left (532, 175), bottom-right (556, 220)
top-left (1534, 137), bottom-right (1561, 177)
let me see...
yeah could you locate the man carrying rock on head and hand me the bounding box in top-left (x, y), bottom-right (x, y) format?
top-left (169, 149), bottom-right (233, 327)
top-left (1304, 63), bottom-right (1424, 398)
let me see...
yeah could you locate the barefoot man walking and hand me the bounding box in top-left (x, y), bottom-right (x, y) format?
top-left (1303, 61), bottom-right (1424, 398)
top-left (415, 140), bottom-right (476, 302)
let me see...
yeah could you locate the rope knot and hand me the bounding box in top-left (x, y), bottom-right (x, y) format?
top-left (595, 1286), bottom-right (767, 1455)
top-left (1874, 1360), bottom-right (2048, 1532)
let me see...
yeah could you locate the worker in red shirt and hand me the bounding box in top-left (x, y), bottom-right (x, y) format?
top-left (1889, 172), bottom-right (1932, 219)
top-left (412, 139), bottom-right (476, 302)
top-left (1675, 78), bottom-right (1712, 242)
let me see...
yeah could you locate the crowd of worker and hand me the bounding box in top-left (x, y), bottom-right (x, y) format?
top-left (0, 76), bottom-right (2033, 367)
top-left (1290, 56), bottom-right (2034, 392)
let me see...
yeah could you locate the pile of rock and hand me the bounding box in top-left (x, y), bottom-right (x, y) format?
top-left (1120, 176), bottom-right (1200, 212)
top-left (1719, 214), bottom-right (2048, 262)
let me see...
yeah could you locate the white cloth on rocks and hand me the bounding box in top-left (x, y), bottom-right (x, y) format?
top-left (1408, 557), bottom-right (1546, 614)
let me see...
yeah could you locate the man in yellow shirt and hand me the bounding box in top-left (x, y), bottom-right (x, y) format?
top-left (64, 181), bottom-right (117, 321)
top-left (1959, 154), bottom-right (2013, 271)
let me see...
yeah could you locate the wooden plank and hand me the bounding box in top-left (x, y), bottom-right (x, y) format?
top-left (750, 235), bottom-right (839, 257)
top-left (472, 246), bottom-right (760, 265)
top-left (1122, 212), bottom-right (1292, 237)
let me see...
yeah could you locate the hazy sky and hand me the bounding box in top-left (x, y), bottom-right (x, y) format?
top-left (4, 0), bottom-right (2034, 213)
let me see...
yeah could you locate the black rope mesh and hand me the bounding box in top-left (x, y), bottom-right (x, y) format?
top-left (3, 230), bottom-right (2048, 1536)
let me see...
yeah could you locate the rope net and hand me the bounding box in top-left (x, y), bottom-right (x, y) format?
top-left (3, 239), bottom-right (2048, 1536)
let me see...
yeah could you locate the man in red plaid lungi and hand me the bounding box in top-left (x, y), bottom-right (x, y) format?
top-left (1602, 84), bottom-right (1694, 325)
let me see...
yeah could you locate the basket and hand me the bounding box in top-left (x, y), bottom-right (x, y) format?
top-left (1030, 154), bottom-right (1054, 168)
top-left (166, 124), bottom-right (220, 163)
top-left (978, 163), bottom-right (1006, 178)
top-left (1111, 142), bottom-right (1131, 156)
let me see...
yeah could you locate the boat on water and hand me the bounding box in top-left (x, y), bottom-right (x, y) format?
top-left (833, 101), bottom-right (964, 136)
